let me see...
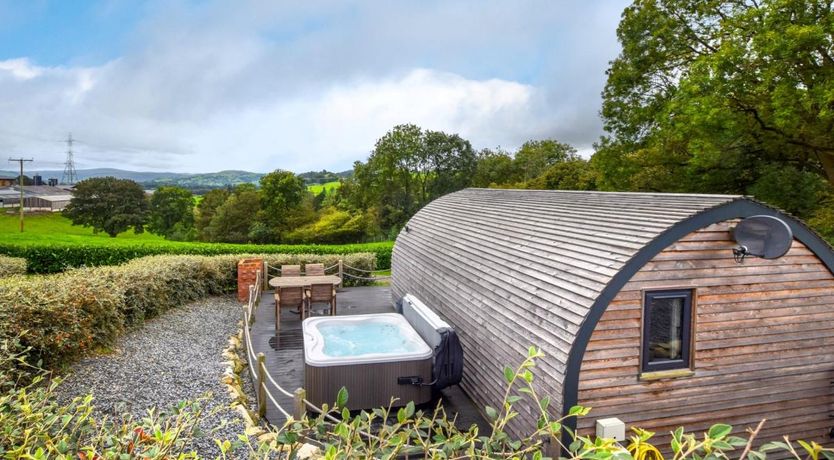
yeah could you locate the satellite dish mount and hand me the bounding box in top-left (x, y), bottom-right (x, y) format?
top-left (732, 215), bottom-right (793, 264)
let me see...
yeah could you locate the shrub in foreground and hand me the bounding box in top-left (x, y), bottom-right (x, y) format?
top-left (0, 345), bottom-right (211, 458)
top-left (0, 255), bottom-right (26, 277)
top-left (0, 240), bottom-right (393, 274)
top-left (2, 343), bottom-right (830, 459)
top-left (0, 252), bottom-right (375, 375)
top-left (241, 347), bottom-right (833, 459)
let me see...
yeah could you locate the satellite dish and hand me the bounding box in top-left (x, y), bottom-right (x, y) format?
top-left (733, 215), bottom-right (793, 260)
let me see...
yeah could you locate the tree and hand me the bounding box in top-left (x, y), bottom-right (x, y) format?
top-left (596, 0), bottom-right (834, 197)
top-left (147, 186), bottom-right (195, 239)
top-left (254, 170), bottom-right (314, 242)
top-left (342, 124), bottom-right (477, 236)
top-left (195, 188), bottom-right (230, 241)
top-left (515, 139), bottom-right (577, 181)
top-left (205, 184), bottom-right (260, 243)
top-left (63, 177), bottom-right (148, 237)
top-left (526, 158), bottom-right (597, 191)
top-left (472, 148), bottom-right (520, 188)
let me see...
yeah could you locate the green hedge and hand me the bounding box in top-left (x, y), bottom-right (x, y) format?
top-left (0, 255), bottom-right (26, 277)
top-left (0, 252), bottom-right (376, 372)
top-left (0, 240), bottom-right (393, 274)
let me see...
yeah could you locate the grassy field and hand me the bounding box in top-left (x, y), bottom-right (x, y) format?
top-left (0, 211), bottom-right (169, 245)
top-left (307, 181), bottom-right (341, 194)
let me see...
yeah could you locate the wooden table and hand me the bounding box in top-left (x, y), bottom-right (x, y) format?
top-left (269, 275), bottom-right (342, 289)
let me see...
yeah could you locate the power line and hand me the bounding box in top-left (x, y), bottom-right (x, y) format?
top-left (61, 133), bottom-right (77, 185)
top-left (8, 157), bottom-right (33, 232)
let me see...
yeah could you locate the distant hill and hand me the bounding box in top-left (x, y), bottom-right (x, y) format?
top-left (141, 170), bottom-right (263, 189)
top-left (0, 168), bottom-right (191, 182)
top-left (0, 168), bottom-right (354, 192)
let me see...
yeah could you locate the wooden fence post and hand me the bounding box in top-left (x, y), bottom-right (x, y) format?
top-left (248, 285), bottom-right (256, 327)
top-left (293, 387), bottom-right (306, 419)
top-left (338, 259), bottom-right (343, 287)
top-left (262, 262), bottom-right (269, 291)
top-left (257, 352), bottom-right (267, 419)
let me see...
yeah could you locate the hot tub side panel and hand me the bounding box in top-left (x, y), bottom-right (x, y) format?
top-left (305, 358), bottom-right (433, 410)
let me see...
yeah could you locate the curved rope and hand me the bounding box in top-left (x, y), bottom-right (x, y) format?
top-left (341, 264), bottom-right (389, 274)
top-left (264, 386), bottom-right (292, 419)
top-left (341, 273), bottom-right (391, 281)
top-left (263, 365), bottom-right (294, 398)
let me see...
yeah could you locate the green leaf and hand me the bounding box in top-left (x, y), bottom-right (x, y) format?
top-left (550, 421), bottom-right (562, 433)
top-left (727, 436), bottom-right (748, 447)
top-left (746, 451), bottom-right (766, 460)
top-left (335, 386), bottom-right (349, 408)
top-left (707, 423), bottom-right (732, 440)
top-left (503, 366), bottom-right (515, 384)
top-left (404, 401), bottom-right (415, 419)
top-left (507, 395), bottom-right (522, 404)
top-left (540, 395), bottom-right (550, 410)
top-left (568, 405), bottom-right (590, 416)
top-left (485, 405), bottom-right (498, 420)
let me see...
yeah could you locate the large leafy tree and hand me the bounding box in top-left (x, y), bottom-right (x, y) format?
top-left (147, 186), bottom-right (195, 239)
top-left (205, 184), bottom-right (261, 243)
top-left (256, 170), bottom-right (312, 242)
top-left (515, 140), bottom-right (578, 182)
top-left (596, 0), bottom-right (834, 212)
top-left (342, 124), bottom-right (477, 235)
top-left (195, 188), bottom-right (230, 241)
top-left (63, 177), bottom-right (149, 237)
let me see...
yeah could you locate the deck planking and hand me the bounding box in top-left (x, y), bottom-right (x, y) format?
top-left (249, 286), bottom-right (489, 432)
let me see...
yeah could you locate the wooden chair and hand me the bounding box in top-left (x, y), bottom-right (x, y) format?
top-left (274, 286), bottom-right (305, 331)
top-left (305, 263), bottom-right (325, 276)
top-left (306, 283), bottom-right (337, 316)
top-left (281, 265), bottom-right (301, 277)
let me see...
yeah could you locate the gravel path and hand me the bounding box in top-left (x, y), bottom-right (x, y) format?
top-left (55, 296), bottom-right (246, 457)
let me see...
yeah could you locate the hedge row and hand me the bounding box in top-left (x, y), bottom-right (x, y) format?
top-left (0, 252), bottom-right (376, 373)
top-left (0, 240), bottom-right (393, 274)
top-left (0, 255), bottom-right (26, 277)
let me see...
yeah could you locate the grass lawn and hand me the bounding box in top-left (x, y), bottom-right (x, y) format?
top-left (0, 211), bottom-right (170, 245)
top-left (307, 181), bottom-right (341, 195)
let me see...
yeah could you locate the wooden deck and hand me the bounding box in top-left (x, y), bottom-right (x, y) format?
top-left (250, 286), bottom-right (489, 432)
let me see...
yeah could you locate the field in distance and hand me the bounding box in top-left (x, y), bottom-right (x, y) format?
top-left (307, 181), bottom-right (340, 195)
top-left (0, 211), bottom-right (169, 245)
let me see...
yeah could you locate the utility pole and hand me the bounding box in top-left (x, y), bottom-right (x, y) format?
top-left (8, 157), bottom-right (33, 232)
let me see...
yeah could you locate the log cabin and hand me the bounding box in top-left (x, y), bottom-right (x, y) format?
top-left (391, 188), bottom-right (834, 450)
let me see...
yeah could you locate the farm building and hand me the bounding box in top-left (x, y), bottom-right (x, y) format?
top-left (392, 188), bottom-right (834, 449)
top-left (0, 185), bottom-right (73, 211)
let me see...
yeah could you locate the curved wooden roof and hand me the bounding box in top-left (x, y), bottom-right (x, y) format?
top-left (390, 188), bottom-right (834, 433)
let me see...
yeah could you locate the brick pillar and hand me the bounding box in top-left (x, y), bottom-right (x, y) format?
top-left (237, 258), bottom-right (264, 303)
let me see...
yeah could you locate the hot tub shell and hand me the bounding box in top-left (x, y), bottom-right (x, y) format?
top-left (303, 313), bottom-right (433, 410)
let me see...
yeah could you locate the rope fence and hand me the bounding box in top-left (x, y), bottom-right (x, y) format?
top-left (237, 264), bottom-right (429, 451)
top-left (263, 260), bottom-right (391, 287)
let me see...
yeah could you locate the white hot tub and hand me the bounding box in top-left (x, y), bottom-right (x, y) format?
top-left (302, 313), bottom-right (434, 409)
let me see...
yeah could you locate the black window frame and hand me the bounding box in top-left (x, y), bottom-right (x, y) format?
top-left (641, 289), bottom-right (693, 373)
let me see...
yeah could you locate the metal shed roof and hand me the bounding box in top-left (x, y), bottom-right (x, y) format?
top-left (390, 188), bottom-right (834, 434)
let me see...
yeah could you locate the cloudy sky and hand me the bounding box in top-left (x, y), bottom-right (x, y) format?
top-left (0, 1), bottom-right (629, 174)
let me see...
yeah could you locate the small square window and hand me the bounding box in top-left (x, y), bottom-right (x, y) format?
top-left (642, 289), bottom-right (693, 373)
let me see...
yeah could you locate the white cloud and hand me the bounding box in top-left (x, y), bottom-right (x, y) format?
top-left (0, 1), bottom-right (629, 173)
top-left (190, 68), bottom-right (546, 172)
top-left (0, 58), bottom-right (43, 80)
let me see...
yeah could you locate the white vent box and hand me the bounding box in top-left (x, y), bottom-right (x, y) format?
top-left (596, 417), bottom-right (625, 441)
